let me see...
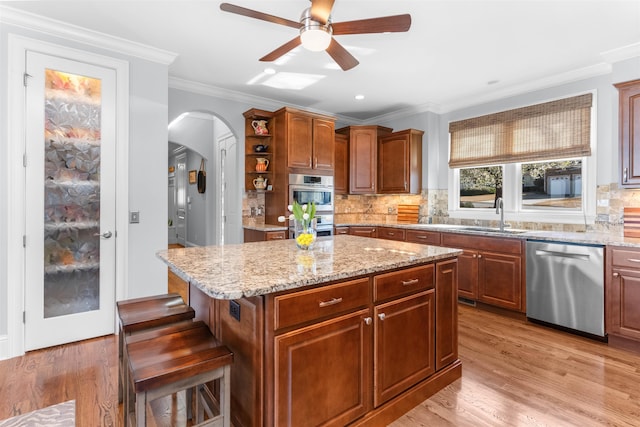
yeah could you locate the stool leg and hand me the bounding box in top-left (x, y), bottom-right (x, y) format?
top-left (222, 365), bottom-right (231, 427)
top-left (118, 329), bottom-right (124, 404)
top-left (136, 391), bottom-right (147, 427)
top-left (186, 387), bottom-right (193, 420)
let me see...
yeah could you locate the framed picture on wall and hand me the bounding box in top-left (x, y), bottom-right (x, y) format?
top-left (189, 170), bottom-right (197, 184)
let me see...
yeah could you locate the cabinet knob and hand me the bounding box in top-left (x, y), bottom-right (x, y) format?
top-left (472, 254), bottom-right (477, 258)
top-left (477, 254), bottom-right (482, 258)
top-left (378, 313), bottom-right (386, 321)
top-left (364, 317), bottom-right (372, 325)
top-left (613, 272), bottom-right (620, 277)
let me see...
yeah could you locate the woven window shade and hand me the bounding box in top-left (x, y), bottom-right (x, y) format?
top-left (449, 94), bottom-right (592, 168)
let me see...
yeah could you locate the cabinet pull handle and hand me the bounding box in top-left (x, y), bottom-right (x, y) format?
top-left (416, 235), bottom-right (426, 239)
top-left (318, 297), bottom-right (343, 308)
top-left (624, 168), bottom-right (628, 183)
top-left (627, 258), bottom-right (640, 263)
top-left (401, 278), bottom-right (419, 286)
top-left (378, 313), bottom-right (386, 321)
top-left (272, 236), bottom-right (284, 239)
top-left (613, 272), bottom-right (620, 277)
top-left (364, 317), bottom-right (372, 325)
top-left (313, 157), bottom-right (317, 168)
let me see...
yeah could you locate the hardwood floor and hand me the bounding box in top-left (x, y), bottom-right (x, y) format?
top-left (1, 297), bottom-right (639, 426)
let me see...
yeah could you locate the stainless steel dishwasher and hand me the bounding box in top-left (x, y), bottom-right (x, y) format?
top-left (526, 240), bottom-right (605, 339)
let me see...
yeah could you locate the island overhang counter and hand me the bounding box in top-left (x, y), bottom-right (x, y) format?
top-left (157, 235), bottom-right (463, 427)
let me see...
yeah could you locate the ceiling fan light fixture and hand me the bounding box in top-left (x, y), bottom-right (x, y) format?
top-left (301, 28), bottom-right (332, 51)
top-left (300, 7), bottom-right (332, 51)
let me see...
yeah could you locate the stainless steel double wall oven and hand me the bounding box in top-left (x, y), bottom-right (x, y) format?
top-left (288, 174), bottom-right (334, 237)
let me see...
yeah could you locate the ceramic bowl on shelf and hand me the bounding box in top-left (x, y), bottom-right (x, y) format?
top-left (253, 144), bottom-right (268, 152)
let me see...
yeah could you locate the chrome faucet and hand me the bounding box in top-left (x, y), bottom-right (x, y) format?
top-left (496, 197), bottom-right (505, 232)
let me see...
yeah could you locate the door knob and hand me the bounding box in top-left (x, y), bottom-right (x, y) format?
top-left (94, 231), bottom-right (113, 239)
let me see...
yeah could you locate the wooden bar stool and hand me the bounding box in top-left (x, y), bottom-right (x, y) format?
top-left (116, 293), bottom-right (195, 404)
top-left (125, 321), bottom-right (233, 427)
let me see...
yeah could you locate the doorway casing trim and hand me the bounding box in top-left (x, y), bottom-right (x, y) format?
top-left (5, 34), bottom-right (130, 358)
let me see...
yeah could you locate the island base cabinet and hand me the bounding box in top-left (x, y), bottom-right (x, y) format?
top-left (274, 309), bottom-right (372, 427)
top-left (374, 290), bottom-right (435, 407)
top-left (436, 259), bottom-right (459, 371)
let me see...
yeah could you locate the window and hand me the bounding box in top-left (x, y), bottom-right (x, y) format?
top-left (448, 93), bottom-right (595, 224)
top-left (521, 159), bottom-right (582, 211)
top-left (459, 166), bottom-right (503, 209)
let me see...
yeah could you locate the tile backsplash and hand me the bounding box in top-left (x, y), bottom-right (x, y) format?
top-left (243, 183), bottom-right (640, 234)
top-left (333, 183), bottom-right (640, 235)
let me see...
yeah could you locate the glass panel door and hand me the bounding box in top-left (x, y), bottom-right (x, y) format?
top-left (24, 51), bottom-right (116, 351)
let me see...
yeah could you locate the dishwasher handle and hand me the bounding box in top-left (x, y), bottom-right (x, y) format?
top-left (534, 249), bottom-right (591, 261)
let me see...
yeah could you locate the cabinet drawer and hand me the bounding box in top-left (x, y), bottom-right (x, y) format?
top-left (374, 265), bottom-right (434, 302)
top-left (265, 231), bottom-right (286, 241)
top-left (274, 278), bottom-right (370, 330)
top-left (441, 232), bottom-right (522, 255)
top-left (406, 230), bottom-right (441, 245)
top-left (334, 226), bottom-right (350, 235)
top-left (610, 247), bottom-right (640, 268)
top-left (378, 227), bottom-right (406, 241)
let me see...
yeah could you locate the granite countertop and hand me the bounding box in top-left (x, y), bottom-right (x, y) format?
top-left (157, 235), bottom-right (462, 300)
top-left (242, 223), bottom-right (288, 232)
top-left (337, 222), bottom-right (640, 248)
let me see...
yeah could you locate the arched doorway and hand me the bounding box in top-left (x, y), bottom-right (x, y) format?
top-left (168, 111), bottom-right (240, 246)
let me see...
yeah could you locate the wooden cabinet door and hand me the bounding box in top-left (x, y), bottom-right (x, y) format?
top-left (615, 79), bottom-right (640, 187)
top-left (456, 249), bottom-right (479, 300)
top-left (274, 309), bottom-right (372, 427)
top-left (334, 133), bottom-right (349, 194)
top-left (313, 118), bottom-right (335, 171)
top-left (378, 129), bottom-right (423, 194)
top-left (436, 259), bottom-right (458, 371)
top-left (378, 132), bottom-right (409, 193)
top-left (373, 290), bottom-right (435, 407)
top-left (609, 268), bottom-right (640, 341)
top-left (477, 251), bottom-right (522, 311)
top-left (287, 113), bottom-right (313, 169)
top-left (349, 128), bottom-right (377, 194)
top-left (349, 226), bottom-right (377, 238)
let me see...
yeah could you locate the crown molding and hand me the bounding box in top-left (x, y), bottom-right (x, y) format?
top-left (601, 42), bottom-right (640, 65)
top-left (168, 76), bottom-right (358, 124)
top-left (435, 62), bottom-right (612, 114)
top-left (0, 5), bottom-right (178, 65)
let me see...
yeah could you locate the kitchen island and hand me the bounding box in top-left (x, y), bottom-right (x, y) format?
top-left (158, 235), bottom-right (462, 427)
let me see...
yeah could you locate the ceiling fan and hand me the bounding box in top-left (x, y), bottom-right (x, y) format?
top-left (220, 1), bottom-right (411, 71)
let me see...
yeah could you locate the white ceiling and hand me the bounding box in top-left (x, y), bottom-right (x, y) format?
top-left (2, 0), bottom-right (640, 121)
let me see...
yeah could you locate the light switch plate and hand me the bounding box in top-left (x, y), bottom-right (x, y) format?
top-left (130, 211), bottom-right (140, 224)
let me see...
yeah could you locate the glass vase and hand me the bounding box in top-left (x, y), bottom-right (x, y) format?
top-left (294, 218), bottom-right (317, 250)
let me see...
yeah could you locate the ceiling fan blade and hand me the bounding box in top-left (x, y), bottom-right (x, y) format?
top-left (259, 36), bottom-right (302, 62)
top-left (325, 38), bottom-right (359, 71)
top-left (332, 14), bottom-right (412, 35)
top-left (310, 0), bottom-right (335, 25)
top-left (220, 3), bottom-right (300, 29)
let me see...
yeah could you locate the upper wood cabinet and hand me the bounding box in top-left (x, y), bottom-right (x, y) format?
top-left (378, 129), bottom-right (424, 194)
top-left (615, 79), bottom-right (640, 187)
top-left (278, 108), bottom-right (335, 173)
top-left (336, 125), bottom-right (392, 194)
top-left (334, 132), bottom-right (349, 195)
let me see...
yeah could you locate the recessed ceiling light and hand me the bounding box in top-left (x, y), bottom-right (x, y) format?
top-left (264, 68), bottom-right (276, 75)
top-left (488, 80), bottom-right (499, 85)
top-left (355, 94), bottom-right (365, 100)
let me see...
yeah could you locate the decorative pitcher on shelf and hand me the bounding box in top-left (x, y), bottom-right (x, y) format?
top-left (251, 120), bottom-right (268, 135)
top-left (255, 157), bottom-right (269, 172)
top-left (253, 176), bottom-right (268, 190)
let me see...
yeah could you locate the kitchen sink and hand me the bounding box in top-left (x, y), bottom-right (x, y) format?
top-left (461, 227), bottom-right (528, 235)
